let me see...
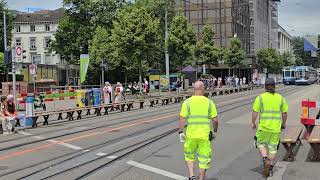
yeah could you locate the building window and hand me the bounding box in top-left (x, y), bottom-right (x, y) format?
top-left (30, 25), bottom-right (35, 32)
top-left (16, 26), bottom-right (21, 33)
top-left (16, 38), bottom-right (22, 46)
top-left (45, 24), bottom-right (50, 31)
top-left (30, 38), bottom-right (36, 49)
top-left (44, 38), bottom-right (51, 48)
top-left (32, 55), bottom-right (41, 64)
top-left (45, 54), bottom-right (51, 64)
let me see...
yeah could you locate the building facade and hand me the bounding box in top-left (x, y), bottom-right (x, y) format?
top-left (176, 0), bottom-right (280, 62)
top-left (278, 25), bottom-right (293, 54)
top-left (12, 8), bottom-right (79, 86)
top-left (249, 0), bottom-right (279, 56)
top-left (175, 0), bottom-right (251, 54)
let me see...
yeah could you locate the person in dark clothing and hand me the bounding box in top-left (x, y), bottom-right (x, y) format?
top-left (5, 95), bottom-right (20, 132)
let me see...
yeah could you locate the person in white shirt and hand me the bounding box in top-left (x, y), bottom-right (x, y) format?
top-left (103, 82), bottom-right (112, 104)
top-left (243, 77), bottom-right (246, 85)
top-left (235, 76), bottom-right (239, 87)
top-left (114, 82), bottom-right (123, 103)
top-left (144, 78), bottom-right (149, 95)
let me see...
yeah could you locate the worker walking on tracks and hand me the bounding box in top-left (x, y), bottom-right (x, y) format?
top-left (251, 78), bottom-right (288, 178)
top-left (179, 81), bottom-right (219, 180)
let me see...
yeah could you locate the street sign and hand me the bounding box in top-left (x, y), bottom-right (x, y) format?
top-left (16, 46), bottom-right (22, 57)
top-left (29, 64), bottom-right (37, 75)
top-left (15, 46), bottom-right (23, 62)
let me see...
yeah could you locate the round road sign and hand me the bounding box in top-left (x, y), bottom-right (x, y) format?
top-left (16, 46), bottom-right (22, 57)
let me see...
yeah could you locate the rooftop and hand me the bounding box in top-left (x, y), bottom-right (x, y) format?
top-left (14, 8), bottom-right (65, 23)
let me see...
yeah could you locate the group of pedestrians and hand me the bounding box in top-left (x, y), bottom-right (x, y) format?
top-left (179, 78), bottom-right (288, 179)
top-left (0, 95), bottom-right (19, 135)
top-left (103, 82), bottom-right (125, 104)
top-left (103, 78), bottom-right (150, 104)
top-left (225, 76), bottom-right (247, 87)
top-left (198, 77), bottom-right (222, 90)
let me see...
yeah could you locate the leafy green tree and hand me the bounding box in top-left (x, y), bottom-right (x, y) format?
top-left (194, 25), bottom-right (220, 73)
top-left (168, 15), bottom-right (196, 70)
top-left (279, 52), bottom-right (294, 67)
top-left (110, 6), bottom-right (161, 92)
top-left (224, 37), bottom-right (245, 75)
top-left (0, 52), bottom-right (6, 82)
top-left (256, 48), bottom-right (283, 74)
top-left (136, 0), bottom-right (176, 72)
top-left (0, 1), bottom-right (14, 52)
top-left (294, 56), bottom-right (304, 66)
top-left (52, 0), bottom-right (123, 63)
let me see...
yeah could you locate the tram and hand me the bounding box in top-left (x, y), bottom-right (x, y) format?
top-left (294, 66), bottom-right (317, 85)
top-left (282, 66), bottom-right (296, 85)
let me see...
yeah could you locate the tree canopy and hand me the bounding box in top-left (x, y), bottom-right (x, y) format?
top-left (0, 1), bottom-right (14, 52)
top-left (168, 15), bottom-right (196, 70)
top-left (224, 37), bottom-right (246, 68)
top-left (109, 5), bottom-right (161, 90)
top-left (194, 25), bottom-right (220, 67)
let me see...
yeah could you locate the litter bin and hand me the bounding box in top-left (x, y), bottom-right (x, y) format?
top-left (92, 88), bottom-right (102, 106)
top-left (76, 90), bottom-right (87, 107)
top-left (85, 90), bottom-right (94, 106)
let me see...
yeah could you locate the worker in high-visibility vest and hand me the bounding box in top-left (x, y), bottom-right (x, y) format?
top-left (179, 81), bottom-right (219, 180)
top-left (251, 78), bottom-right (288, 178)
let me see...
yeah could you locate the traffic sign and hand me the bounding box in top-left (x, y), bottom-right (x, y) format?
top-left (29, 64), bottom-right (37, 75)
top-left (16, 46), bottom-right (22, 58)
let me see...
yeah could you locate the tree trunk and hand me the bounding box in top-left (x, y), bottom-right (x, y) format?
top-left (124, 72), bottom-right (127, 87)
top-left (139, 60), bottom-right (143, 95)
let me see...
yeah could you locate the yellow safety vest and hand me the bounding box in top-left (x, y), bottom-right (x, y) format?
top-left (185, 97), bottom-right (212, 139)
top-left (258, 93), bottom-right (285, 132)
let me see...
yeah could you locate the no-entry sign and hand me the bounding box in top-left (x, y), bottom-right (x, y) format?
top-left (16, 46), bottom-right (22, 58)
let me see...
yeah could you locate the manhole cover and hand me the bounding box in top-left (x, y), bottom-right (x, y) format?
top-left (0, 166), bottom-right (9, 170)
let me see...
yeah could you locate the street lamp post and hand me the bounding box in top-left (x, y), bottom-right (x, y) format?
top-left (165, 6), bottom-right (170, 93)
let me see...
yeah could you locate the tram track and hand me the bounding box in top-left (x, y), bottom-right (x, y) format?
top-left (0, 86), bottom-right (298, 152)
top-left (0, 85), bottom-right (305, 179)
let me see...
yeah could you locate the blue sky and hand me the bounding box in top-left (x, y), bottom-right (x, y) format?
top-left (7, 0), bottom-right (320, 37)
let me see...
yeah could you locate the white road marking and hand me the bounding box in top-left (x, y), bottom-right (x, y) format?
top-left (46, 139), bottom-right (83, 150)
top-left (83, 150), bottom-right (90, 152)
top-left (33, 136), bottom-right (45, 139)
top-left (18, 131), bottom-right (32, 136)
top-left (19, 131), bottom-right (83, 150)
top-left (107, 155), bottom-right (117, 159)
top-left (127, 160), bottom-right (187, 180)
top-left (96, 152), bottom-right (107, 156)
top-left (268, 161), bottom-right (290, 180)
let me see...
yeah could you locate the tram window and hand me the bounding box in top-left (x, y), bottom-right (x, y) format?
top-left (284, 71), bottom-right (290, 77)
top-left (291, 71), bottom-right (295, 77)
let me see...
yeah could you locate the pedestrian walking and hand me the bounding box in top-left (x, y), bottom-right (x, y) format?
top-left (251, 78), bottom-right (288, 178)
top-left (103, 82), bottom-right (112, 104)
top-left (243, 77), bottom-right (247, 85)
top-left (114, 82), bottom-right (123, 103)
top-left (176, 79), bottom-right (182, 94)
top-left (178, 81), bottom-right (219, 180)
top-left (235, 76), bottom-right (239, 87)
top-left (143, 78), bottom-right (149, 95)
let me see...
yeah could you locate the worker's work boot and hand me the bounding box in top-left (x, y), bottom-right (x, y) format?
top-left (263, 158), bottom-right (271, 178)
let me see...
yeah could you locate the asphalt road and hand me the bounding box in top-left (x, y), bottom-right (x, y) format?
top-left (0, 84), bottom-right (319, 180)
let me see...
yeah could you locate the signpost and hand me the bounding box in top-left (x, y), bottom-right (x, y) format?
top-left (15, 46), bottom-right (22, 62)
